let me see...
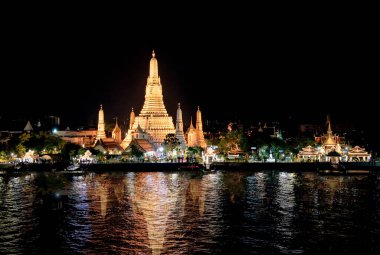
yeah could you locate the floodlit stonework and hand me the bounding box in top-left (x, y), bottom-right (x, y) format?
top-left (186, 106), bottom-right (206, 149)
top-left (96, 105), bottom-right (106, 140)
top-left (121, 51), bottom-right (175, 149)
top-left (175, 103), bottom-right (187, 149)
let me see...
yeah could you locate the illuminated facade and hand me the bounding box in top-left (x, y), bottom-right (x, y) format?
top-left (96, 105), bottom-right (106, 140)
top-left (186, 106), bottom-right (206, 149)
top-left (175, 103), bottom-right (186, 149)
top-left (348, 146), bottom-right (371, 162)
top-left (121, 51), bottom-right (175, 149)
top-left (298, 115), bottom-right (371, 162)
top-left (186, 117), bottom-right (196, 147)
top-left (298, 145), bottom-right (320, 161)
top-left (319, 117), bottom-right (341, 154)
top-left (112, 118), bottom-right (122, 144)
top-left (94, 105), bottom-right (123, 154)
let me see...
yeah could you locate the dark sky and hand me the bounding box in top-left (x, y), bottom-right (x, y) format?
top-left (1, 8), bottom-right (377, 130)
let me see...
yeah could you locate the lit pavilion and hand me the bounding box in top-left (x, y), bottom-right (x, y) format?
top-left (318, 115), bottom-right (342, 155)
top-left (348, 146), bottom-right (371, 162)
top-left (298, 115), bottom-right (371, 162)
top-left (298, 145), bottom-right (320, 161)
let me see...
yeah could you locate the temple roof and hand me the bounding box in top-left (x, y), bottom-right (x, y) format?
top-left (94, 138), bottom-right (123, 151)
top-left (136, 124), bottom-right (145, 134)
top-left (302, 145), bottom-right (316, 152)
top-left (324, 137), bottom-right (336, 145)
top-left (299, 145), bottom-right (319, 155)
top-left (348, 146), bottom-right (370, 156)
top-left (349, 145), bottom-right (366, 153)
top-left (55, 130), bottom-right (97, 137)
top-left (24, 121), bottom-right (33, 131)
top-left (113, 118), bottom-right (121, 133)
top-left (327, 150), bottom-right (341, 157)
top-left (133, 139), bottom-right (155, 152)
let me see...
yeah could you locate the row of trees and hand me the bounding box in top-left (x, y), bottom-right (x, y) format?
top-left (212, 128), bottom-right (315, 161)
top-left (0, 131), bottom-right (92, 162)
top-left (158, 130), bottom-right (315, 162)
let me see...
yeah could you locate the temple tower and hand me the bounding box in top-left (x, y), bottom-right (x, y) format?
top-left (195, 106), bottom-right (206, 148)
top-left (96, 105), bottom-right (106, 140)
top-left (322, 114), bottom-right (340, 153)
top-left (112, 117), bottom-right (122, 143)
top-left (176, 103), bottom-right (187, 148)
top-left (121, 51), bottom-right (175, 149)
top-left (186, 117), bottom-right (196, 147)
top-left (129, 107), bottom-right (135, 129)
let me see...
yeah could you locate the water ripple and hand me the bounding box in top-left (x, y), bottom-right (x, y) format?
top-left (0, 171), bottom-right (379, 254)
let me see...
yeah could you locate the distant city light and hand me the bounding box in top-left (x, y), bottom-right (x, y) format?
top-left (53, 128), bottom-right (58, 134)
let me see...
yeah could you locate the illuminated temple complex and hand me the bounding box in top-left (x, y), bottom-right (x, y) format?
top-left (53, 51), bottom-right (205, 154)
top-left (298, 115), bottom-right (371, 162)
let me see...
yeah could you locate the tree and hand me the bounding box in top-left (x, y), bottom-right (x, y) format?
top-left (218, 129), bottom-right (248, 155)
top-left (19, 131), bottom-right (65, 154)
top-left (0, 151), bottom-right (9, 161)
top-left (16, 144), bottom-right (26, 157)
top-left (61, 142), bottom-right (81, 160)
top-left (126, 143), bottom-right (144, 159)
top-left (163, 133), bottom-right (180, 153)
top-left (186, 146), bottom-right (203, 162)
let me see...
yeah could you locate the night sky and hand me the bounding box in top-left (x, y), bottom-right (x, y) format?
top-left (1, 9), bottom-right (376, 132)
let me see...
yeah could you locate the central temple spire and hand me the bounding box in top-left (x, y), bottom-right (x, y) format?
top-left (176, 103), bottom-right (186, 148)
top-left (121, 51), bottom-right (175, 149)
top-left (149, 50), bottom-right (159, 80)
top-left (140, 50), bottom-right (170, 116)
top-left (97, 104), bottom-right (106, 140)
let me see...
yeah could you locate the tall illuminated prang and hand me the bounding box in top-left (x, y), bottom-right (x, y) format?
top-left (121, 51), bottom-right (175, 149)
top-left (176, 103), bottom-right (187, 149)
top-left (96, 104), bottom-right (106, 140)
top-left (185, 106), bottom-right (206, 149)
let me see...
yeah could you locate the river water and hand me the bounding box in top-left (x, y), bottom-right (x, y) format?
top-left (0, 171), bottom-right (379, 254)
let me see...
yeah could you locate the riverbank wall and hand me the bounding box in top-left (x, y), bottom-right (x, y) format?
top-left (1, 161), bottom-right (379, 172)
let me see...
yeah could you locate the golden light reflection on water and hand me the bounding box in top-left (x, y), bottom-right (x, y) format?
top-left (1, 171), bottom-right (377, 254)
top-left (129, 173), bottom-right (181, 255)
top-left (79, 172), bottom-right (214, 254)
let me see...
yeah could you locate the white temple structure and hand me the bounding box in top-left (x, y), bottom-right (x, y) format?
top-left (175, 103), bottom-right (187, 149)
top-left (96, 105), bottom-right (106, 140)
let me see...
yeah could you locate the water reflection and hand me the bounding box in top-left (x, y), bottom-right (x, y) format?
top-left (0, 171), bottom-right (379, 254)
top-left (128, 172), bottom-right (182, 254)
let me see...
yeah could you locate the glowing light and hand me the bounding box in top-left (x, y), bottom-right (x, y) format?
top-left (53, 128), bottom-right (58, 134)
